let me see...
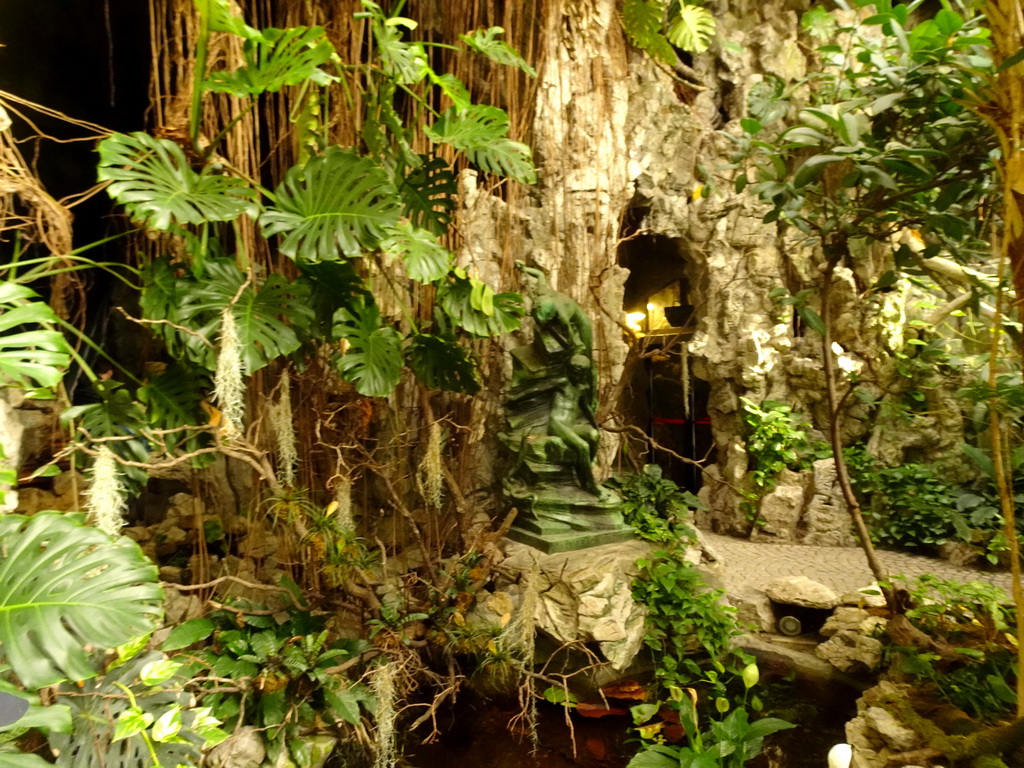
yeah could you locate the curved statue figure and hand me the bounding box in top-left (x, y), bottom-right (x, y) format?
top-left (501, 263), bottom-right (633, 553)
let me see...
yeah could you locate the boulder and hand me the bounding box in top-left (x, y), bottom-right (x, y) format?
top-left (839, 584), bottom-right (887, 608)
top-left (206, 727), bottom-right (265, 768)
top-left (821, 607), bottom-right (871, 638)
top-left (816, 630), bottom-right (883, 673)
top-left (497, 538), bottom-right (673, 669)
top-left (864, 707), bottom-right (918, 752)
top-left (765, 575), bottom-right (838, 609)
top-left (753, 477), bottom-right (805, 542)
top-left (731, 586), bottom-right (776, 632)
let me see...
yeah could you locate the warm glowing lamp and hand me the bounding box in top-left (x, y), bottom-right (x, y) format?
top-left (625, 312), bottom-right (646, 332)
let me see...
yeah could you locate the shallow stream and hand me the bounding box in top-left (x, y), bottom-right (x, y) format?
top-left (402, 667), bottom-right (858, 768)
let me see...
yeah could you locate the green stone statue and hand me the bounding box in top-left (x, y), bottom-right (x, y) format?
top-left (501, 263), bottom-right (633, 553)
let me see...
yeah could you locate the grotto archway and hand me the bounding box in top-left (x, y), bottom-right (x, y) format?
top-left (617, 227), bottom-right (714, 493)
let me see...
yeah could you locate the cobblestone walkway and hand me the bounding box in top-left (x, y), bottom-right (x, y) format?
top-left (702, 532), bottom-right (1019, 596)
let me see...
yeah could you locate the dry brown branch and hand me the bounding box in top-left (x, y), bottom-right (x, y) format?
top-left (115, 305), bottom-right (215, 347)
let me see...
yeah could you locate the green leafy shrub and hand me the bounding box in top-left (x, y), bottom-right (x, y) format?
top-left (886, 576), bottom-right (1018, 721)
top-left (609, 464), bottom-right (700, 544)
top-left (633, 552), bottom-right (742, 692)
top-left (740, 398), bottom-right (813, 493)
top-left (846, 446), bottom-right (1016, 561)
top-left (846, 448), bottom-right (960, 553)
top-left (165, 606), bottom-right (374, 764)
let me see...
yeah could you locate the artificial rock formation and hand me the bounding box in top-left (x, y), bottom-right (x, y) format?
top-left (492, 533), bottom-right (723, 669)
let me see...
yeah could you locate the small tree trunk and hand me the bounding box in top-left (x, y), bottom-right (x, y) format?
top-left (820, 245), bottom-right (895, 610)
top-left (986, 239), bottom-right (1024, 718)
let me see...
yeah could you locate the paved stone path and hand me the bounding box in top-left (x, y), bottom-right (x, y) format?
top-left (702, 531), bottom-right (1020, 597)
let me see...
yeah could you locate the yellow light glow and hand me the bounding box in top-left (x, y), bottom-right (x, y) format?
top-left (646, 302), bottom-right (656, 311)
top-left (625, 311), bottom-right (646, 332)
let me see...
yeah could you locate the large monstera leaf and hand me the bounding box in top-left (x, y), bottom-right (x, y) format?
top-left (50, 651), bottom-right (204, 768)
top-left (177, 259), bottom-right (314, 374)
top-left (372, 18), bottom-right (430, 84)
top-left (332, 299), bottom-right (403, 397)
top-left (61, 379), bottom-right (151, 490)
top-left (459, 27), bottom-right (537, 77)
top-left (666, 4), bottom-right (716, 55)
top-left (296, 259), bottom-right (370, 338)
top-left (0, 512), bottom-right (163, 690)
top-left (424, 106), bottom-right (536, 184)
top-left (261, 147), bottom-right (403, 261)
top-left (0, 283), bottom-right (70, 393)
top-left (436, 271), bottom-right (524, 337)
top-left (407, 333), bottom-right (480, 394)
top-left (137, 362), bottom-right (211, 458)
top-left (97, 132), bottom-right (258, 230)
top-left (621, 0), bottom-right (676, 65)
top-left (205, 26), bottom-right (337, 96)
top-left (397, 155), bottom-right (457, 236)
top-left (380, 222), bottom-right (452, 283)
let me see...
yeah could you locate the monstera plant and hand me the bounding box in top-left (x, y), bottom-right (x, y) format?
top-left (0, 511), bottom-right (164, 690)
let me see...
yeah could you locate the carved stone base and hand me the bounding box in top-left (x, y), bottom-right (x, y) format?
top-left (505, 484), bottom-right (634, 553)
top-left (505, 525), bottom-right (635, 553)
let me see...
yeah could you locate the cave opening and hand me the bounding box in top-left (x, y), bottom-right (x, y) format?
top-left (617, 226), bottom-right (714, 494)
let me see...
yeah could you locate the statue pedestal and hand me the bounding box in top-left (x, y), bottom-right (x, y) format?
top-left (505, 484), bottom-right (635, 554)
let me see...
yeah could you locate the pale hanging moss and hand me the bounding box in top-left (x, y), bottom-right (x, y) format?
top-left (270, 369), bottom-right (298, 487)
top-left (371, 661), bottom-right (399, 768)
top-left (86, 445), bottom-right (127, 536)
top-left (214, 308), bottom-right (245, 439)
top-left (417, 420), bottom-right (443, 509)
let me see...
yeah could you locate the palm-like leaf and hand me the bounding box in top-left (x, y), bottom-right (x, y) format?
top-left (424, 106), bottom-right (537, 184)
top-left (397, 155), bottom-right (457, 235)
top-left (666, 4), bottom-right (716, 54)
top-left (139, 258), bottom-right (202, 362)
top-left (97, 133), bottom-right (258, 230)
top-left (459, 27), bottom-right (537, 77)
top-left (296, 260), bottom-right (370, 337)
top-left (177, 259), bottom-right (313, 373)
top-left (50, 651), bottom-right (202, 768)
top-left (0, 283), bottom-right (70, 392)
top-left (407, 334), bottom-right (480, 393)
top-left (0, 512), bottom-right (163, 690)
top-left (331, 299), bottom-right (403, 397)
top-left (380, 222), bottom-right (452, 283)
top-left (61, 380), bottom-right (151, 489)
top-left (205, 26), bottom-right (337, 96)
top-left (622, 0), bottom-right (676, 64)
top-left (261, 148), bottom-right (403, 261)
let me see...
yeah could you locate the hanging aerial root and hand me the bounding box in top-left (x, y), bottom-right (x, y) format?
top-left (214, 308), bottom-right (245, 439)
top-left (85, 445), bottom-right (127, 536)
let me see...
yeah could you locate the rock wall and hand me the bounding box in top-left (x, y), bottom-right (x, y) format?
top-left (455, 0), bottom-right (971, 538)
